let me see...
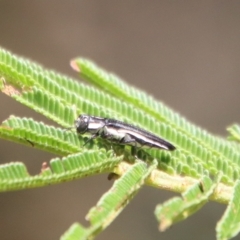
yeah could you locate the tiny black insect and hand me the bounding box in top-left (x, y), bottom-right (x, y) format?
top-left (75, 114), bottom-right (176, 152)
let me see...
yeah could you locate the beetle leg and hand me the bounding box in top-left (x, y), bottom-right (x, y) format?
top-left (119, 133), bottom-right (136, 144)
top-left (120, 134), bottom-right (139, 158)
top-left (83, 133), bottom-right (98, 146)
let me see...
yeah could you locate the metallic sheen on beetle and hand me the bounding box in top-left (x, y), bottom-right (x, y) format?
top-left (75, 114), bottom-right (176, 151)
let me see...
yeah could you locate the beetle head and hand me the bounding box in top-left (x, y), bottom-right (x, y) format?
top-left (75, 114), bottom-right (90, 134)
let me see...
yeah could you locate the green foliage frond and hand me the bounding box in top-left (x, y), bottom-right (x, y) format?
top-left (14, 87), bottom-right (76, 126)
top-left (217, 180), bottom-right (240, 240)
top-left (0, 116), bottom-right (81, 155)
top-left (1, 48), bottom-right (239, 185)
top-left (61, 223), bottom-right (90, 240)
top-left (1, 47), bottom-right (240, 239)
top-left (155, 174), bottom-right (222, 231)
top-left (72, 58), bottom-right (240, 185)
top-left (87, 161), bottom-right (157, 226)
top-left (228, 124), bottom-right (240, 143)
top-left (0, 150), bottom-right (122, 192)
top-left (61, 161), bottom-right (157, 240)
top-left (74, 58), bottom-right (239, 161)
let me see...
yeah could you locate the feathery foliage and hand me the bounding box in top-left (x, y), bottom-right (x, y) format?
top-left (0, 47), bottom-right (240, 240)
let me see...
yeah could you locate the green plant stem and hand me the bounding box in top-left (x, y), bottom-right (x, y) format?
top-left (114, 161), bottom-right (231, 205)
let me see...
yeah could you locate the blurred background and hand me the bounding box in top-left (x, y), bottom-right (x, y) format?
top-left (0, 1), bottom-right (240, 239)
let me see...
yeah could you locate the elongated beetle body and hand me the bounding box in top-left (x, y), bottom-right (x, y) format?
top-left (75, 114), bottom-right (176, 152)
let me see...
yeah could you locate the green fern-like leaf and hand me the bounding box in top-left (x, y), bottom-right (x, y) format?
top-left (0, 116), bottom-right (80, 155)
top-left (155, 174), bottom-right (222, 231)
top-left (0, 150), bottom-right (122, 192)
top-left (62, 160), bottom-right (157, 239)
top-left (1, 47), bottom-right (240, 240)
top-left (72, 58), bottom-right (240, 185)
top-left (228, 124), bottom-right (240, 143)
top-left (216, 180), bottom-right (240, 240)
top-left (60, 223), bottom-right (90, 240)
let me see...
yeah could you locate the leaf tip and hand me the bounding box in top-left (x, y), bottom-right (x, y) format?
top-left (70, 60), bottom-right (80, 73)
top-left (159, 218), bottom-right (172, 232)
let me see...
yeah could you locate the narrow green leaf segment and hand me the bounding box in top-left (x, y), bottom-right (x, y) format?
top-left (61, 161), bottom-right (157, 239)
top-left (86, 161), bottom-right (157, 235)
top-left (14, 87), bottom-right (76, 127)
top-left (60, 223), bottom-right (90, 240)
top-left (216, 180), bottom-right (240, 240)
top-left (0, 115), bottom-right (81, 155)
top-left (155, 175), bottom-right (221, 231)
top-left (228, 124), bottom-right (240, 143)
top-left (0, 151), bottom-right (123, 192)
